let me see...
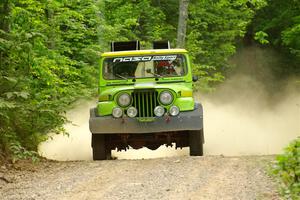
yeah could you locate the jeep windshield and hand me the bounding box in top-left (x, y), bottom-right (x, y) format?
top-left (103, 54), bottom-right (187, 80)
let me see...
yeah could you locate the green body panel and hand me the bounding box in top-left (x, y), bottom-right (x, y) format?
top-left (97, 51), bottom-right (195, 118)
top-left (173, 97), bottom-right (195, 111)
top-left (97, 101), bottom-right (117, 116)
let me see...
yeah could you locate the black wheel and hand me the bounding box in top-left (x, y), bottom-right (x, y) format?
top-left (92, 134), bottom-right (111, 160)
top-left (189, 129), bottom-right (204, 156)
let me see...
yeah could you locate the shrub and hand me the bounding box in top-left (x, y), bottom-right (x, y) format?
top-left (273, 137), bottom-right (300, 199)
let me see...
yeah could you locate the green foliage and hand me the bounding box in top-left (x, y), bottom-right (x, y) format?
top-left (253, 0), bottom-right (300, 52)
top-left (250, 0), bottom-right (300, 78)
top-left (192, 64), bottom-right (225, 93)
top-left (273, 137), bottom-right (300, 199)
top-left (254, 31), bottom-right (269, 44)
top-left (187, 0), bottom-right (265, 90)
top-left (282, 23), bottom-right (300, 57)
top-left (99, 0), bottom-right (174, 49)
top-left (0, 0), bottom-right (101, 161)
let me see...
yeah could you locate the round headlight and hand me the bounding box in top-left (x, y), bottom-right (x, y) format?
top-left (169, 105), bottom-right (180, 116)
top-left (127, 107), bottom-right (138, 118)
top-left (117, 93), bottom-right (131, 107)
top-left (159, 91), bottom-right (173, 105)
top-left (154, 106), bottom-right (165, 117)
top-left (112, 107), bottom-right (123, 118)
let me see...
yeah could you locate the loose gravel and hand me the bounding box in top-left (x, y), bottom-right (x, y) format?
top-left (0, 155), bottom-right (279, 200)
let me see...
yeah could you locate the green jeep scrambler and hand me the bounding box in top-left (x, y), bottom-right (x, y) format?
top-left (89, 41), bottom-right (204, 160)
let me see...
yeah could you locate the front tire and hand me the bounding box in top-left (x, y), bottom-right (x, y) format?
top-left (92, 134), bottom-right (111, 160)
top-left (189, 129), bottom-right (204, 156)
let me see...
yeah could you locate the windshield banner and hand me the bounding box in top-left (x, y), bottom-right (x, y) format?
top-left (112, 55), bottom-right (177, 63)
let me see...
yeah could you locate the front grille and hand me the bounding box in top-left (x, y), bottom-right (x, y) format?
top-left (132, 90), bottom-right (158, 117)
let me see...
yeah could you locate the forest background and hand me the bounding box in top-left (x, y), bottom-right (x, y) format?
top-left (0, 0), bottom-right (299, 161)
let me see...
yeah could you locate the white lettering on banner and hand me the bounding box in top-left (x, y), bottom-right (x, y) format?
top-left (152, 55), bottom-right (177, 61)
top-left (141, 56), bottom-right (152, 61)
top-left (112, 55), bottom-right (177, 63)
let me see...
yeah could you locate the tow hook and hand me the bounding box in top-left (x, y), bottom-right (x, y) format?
top-left (165, 114), bottom-right (170, 123)
top-left (121, 116), bottom-right (126, 124)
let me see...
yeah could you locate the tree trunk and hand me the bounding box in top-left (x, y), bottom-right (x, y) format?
top-left (0, 0), bottom-right (11, 69)
top-left (0, 0), bottom-right (11, 33)
top-left (45, 4), bottom-right (56, 50)
top-left (177, 0), bottom-right (189, 48)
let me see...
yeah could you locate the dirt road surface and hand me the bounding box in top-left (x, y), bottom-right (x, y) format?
top-left (0, 155), bottom-right (279, 200)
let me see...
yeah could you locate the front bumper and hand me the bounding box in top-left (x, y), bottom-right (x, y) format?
top-left (89, 103), bottom-right (203, 134)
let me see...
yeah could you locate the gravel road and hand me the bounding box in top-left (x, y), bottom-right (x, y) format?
top-left (0, 155), bottom-right (279, 200)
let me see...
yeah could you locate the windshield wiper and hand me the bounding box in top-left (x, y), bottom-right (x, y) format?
top-left (115, 74), bottom-right (128, 80)
top-left (146, 69), bottom-right (161, 78)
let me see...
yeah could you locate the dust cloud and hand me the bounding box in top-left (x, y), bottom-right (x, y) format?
top-left (199, 81), bottom-right (299, 156)
top-left (200, 45), bottom-right (299, 156)
top-left (39, 46), bottom-right (300, 160)
top-left (39, 100), bottom-right (94, 161)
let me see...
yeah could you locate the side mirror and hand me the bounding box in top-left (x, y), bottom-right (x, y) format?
top-left (192, 75), bottom-right (198, 82)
